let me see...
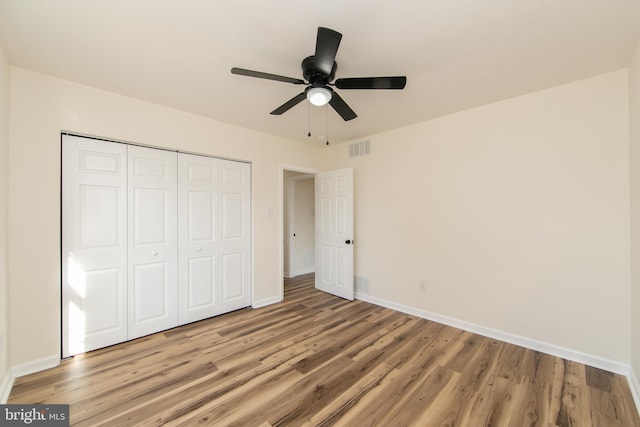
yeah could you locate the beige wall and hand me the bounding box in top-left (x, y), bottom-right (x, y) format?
top-left (322, 70), bottom-right (631, 364)
top-left (630, 40), bottom-right (640, 387)
top-left (7, 67), bottom-right (321, 367)
top-left (0, 44), bottom-right (9, 396)
top-left (4, 62), bottom-right (638, 377)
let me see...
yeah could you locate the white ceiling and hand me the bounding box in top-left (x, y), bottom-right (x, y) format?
top-left (1, 0), bottom-right (639, 146)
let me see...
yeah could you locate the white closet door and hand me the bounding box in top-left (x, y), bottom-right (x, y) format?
top-left (62, 135), bottom-right (128, 357)
top-left (127, 145), bottom-right (178, 339)
top-left (178, 155), bottom-right (251, 323)
top-left (219, 159), bottom-right (251, 312)
top-left (177, 153), bottom-right (219, 324)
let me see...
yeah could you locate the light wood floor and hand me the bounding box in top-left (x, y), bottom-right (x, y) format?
top-left (9, 274), bottom-right (640, 426)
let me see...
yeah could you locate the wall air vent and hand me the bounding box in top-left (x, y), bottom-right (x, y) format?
top-left (349, 140), bottom-right (370, 159)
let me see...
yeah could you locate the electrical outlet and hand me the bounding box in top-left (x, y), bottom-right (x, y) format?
top-left (419, 280), bottom-right (427, 291)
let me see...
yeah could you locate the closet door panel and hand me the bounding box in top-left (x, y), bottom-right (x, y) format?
top-left (178, 154), bottom-right (219, 324)
top-left (128, 146), bottom-right (178, 339)
top-left (62, 135), bottom-right (128, 357)
top-left (219, 159), bottom-right (251, 311)
top-left (222, 253), bottom-right (244, 300)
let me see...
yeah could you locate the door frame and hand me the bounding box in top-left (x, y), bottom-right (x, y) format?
top-left (279, 164), bottom-right (318, 301)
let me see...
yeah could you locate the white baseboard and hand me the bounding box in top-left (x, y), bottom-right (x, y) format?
top-left (285, 268), bottom-right (315, 280)
top-left (629, 366), bottom-right (640, 418)
top-left (0, 356), bottom-right (60, 403)
top-left (355, 292), bottom-right (629, 375)
top-left (0, 369), bottom-right (14, 403)
top-left (293, 268), bottom-right (315, 276)
top-left (252, 295), bottom-right (282, 309)
top-left (11, 355), bottom-right (59, 379)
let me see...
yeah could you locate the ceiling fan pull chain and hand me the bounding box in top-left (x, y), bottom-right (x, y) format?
top-left (326, 104), bottom-right (330, 145)
top-left (308, 102), bottom-right (311, 138)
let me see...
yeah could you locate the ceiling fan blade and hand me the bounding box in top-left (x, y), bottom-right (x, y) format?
top-left (270, 92), bottom-right (307, 115)
top-left (335, 76), bottom-right (407, 90)
top-left (314, 27), bottom-right (342, 76)
top-left (231, 67), bottom-right (305, 85)
top-left (329, 91), bottom-right (357, 121)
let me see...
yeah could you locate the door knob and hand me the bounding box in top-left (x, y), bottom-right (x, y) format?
top-left (345, 239), bottom-right (354, 244)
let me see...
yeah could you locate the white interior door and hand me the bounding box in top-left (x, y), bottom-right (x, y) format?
top-left (218, 159), bottom-right (251, 312)
top-left (315, 168), bottom-right (354, 300)
top-left (127, 145), bottom-right (178, 339)
top-left (178, 153), bottom-right (220, 324)
top-left (62, 135), bottom-right (128, 357)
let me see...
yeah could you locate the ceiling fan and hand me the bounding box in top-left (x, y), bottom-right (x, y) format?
top-left (231, 27), bottom-right (407, 121)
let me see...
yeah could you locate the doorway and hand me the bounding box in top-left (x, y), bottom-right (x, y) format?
top-left (283, 170), bottom-right (316, 279)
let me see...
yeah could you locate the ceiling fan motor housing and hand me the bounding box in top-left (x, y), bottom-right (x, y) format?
top-left (302, 56), bottom-right (336, 84)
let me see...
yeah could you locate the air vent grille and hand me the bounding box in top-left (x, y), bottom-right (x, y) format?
top-left (349, 140), bottom-right (370, 158)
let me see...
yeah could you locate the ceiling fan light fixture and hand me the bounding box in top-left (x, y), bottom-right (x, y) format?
top-left (306, 85), bottom-right (332, 106)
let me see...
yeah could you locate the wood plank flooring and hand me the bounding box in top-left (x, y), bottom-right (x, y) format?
top-left (9, 274), bottom-right (640, 426)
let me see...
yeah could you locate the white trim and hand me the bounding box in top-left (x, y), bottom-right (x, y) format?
top-left (0, 370), bottom-right (14, 403)
top-left (294, 267), bottom-right (315, 276)
top-left (279, 164), bottom-right (319, 175)
top-left (0, 357), bottom-right (60, 401)
top-left (290, 174), bottom-right (315, 182)
top-left (252, 295), bottom-right (282, 309)
top-left (10, 355), bottom-right (59, 378)
top-left (629, 366), bottom-right (640, 418)
top-left (355, 292), bottom-right (629, 375)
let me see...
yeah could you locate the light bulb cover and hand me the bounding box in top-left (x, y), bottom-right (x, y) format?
top-left (306, 85), bottom-right (332, 106)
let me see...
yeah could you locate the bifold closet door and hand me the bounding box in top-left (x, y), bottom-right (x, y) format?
top-left (63, 136), bottom-right (250, 356)
top-left (62, 135), bottom-right (128, 357)
top-left (178, 154), bottom-right (251, 324)
top-left (127, 145), bottom-right (178, 339)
